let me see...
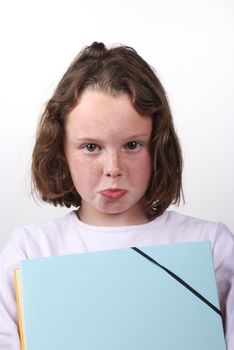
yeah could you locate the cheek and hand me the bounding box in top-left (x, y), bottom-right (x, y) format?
top-left (67, 154), bottom-right (100, 185)
top-left (129, 153), bottom-right (152, 185)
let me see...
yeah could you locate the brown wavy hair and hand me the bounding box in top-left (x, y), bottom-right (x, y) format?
top-left (32, 41), bottom-right (183, 219)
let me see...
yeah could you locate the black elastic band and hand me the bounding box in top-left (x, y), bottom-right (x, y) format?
top-left (131, 247), bottom-right (221, 316)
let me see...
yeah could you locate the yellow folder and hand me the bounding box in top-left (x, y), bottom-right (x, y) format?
top-left (14, 268), bottom-right (26, 350)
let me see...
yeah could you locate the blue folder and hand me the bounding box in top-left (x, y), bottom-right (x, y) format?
top-left (18, 241), bottom-right (226, 349)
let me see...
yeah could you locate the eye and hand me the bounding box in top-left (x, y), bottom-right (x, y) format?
top-left (82, 144), bottom-right (101, 153)
top-left (125, 141), bottom-right (141, 151)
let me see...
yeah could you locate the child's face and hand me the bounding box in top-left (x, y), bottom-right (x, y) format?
top-left (64, 89), bottom-right (152, 226)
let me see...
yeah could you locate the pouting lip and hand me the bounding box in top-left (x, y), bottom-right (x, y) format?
top-left (100, 189), bottom-right (127, 200)
top-left (100, 188), bottom-right (126, 192)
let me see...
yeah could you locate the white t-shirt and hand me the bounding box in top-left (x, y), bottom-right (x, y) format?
top-left (0, 210), bottom-right (233, 349)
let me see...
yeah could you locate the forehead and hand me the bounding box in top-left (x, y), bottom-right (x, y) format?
top-left (65, 89), bottom-right (152, 138)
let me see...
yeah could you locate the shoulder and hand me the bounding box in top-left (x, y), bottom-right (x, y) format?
top-left (0, 211), bottom-right (78, 261)
top-left (16, 210), bottom-right (76, 236)
top-left (163, 211), bottom-right (234, 276)
top-left (164, 210), bottom-right (233, 245)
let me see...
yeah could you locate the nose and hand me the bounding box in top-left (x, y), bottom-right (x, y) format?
top-left (104, 152), bottom-right (122, 178)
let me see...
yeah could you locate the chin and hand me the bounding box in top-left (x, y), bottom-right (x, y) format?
top-left (100, 208), bottom-right (127, 215)
top-left (98, 204), bottom-right (129, 215)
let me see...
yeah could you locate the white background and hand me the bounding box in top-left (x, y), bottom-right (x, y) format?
top-left (0, 0), bottom-right (233, 250)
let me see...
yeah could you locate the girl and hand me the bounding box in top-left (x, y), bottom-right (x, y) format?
top-left (0, 42), bottom-right (233, 349)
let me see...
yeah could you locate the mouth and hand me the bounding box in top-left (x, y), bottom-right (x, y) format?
top-left (100, 189), bottom-right (127, 200)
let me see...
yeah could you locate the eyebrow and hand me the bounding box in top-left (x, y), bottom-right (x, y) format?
top-left (73, 133), bottom-right (150, 143)
top-left (125, 133), bottom-right (151, 139)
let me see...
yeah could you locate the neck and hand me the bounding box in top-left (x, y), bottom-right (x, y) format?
top-left (77, 205), bottom-right (149, 227)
